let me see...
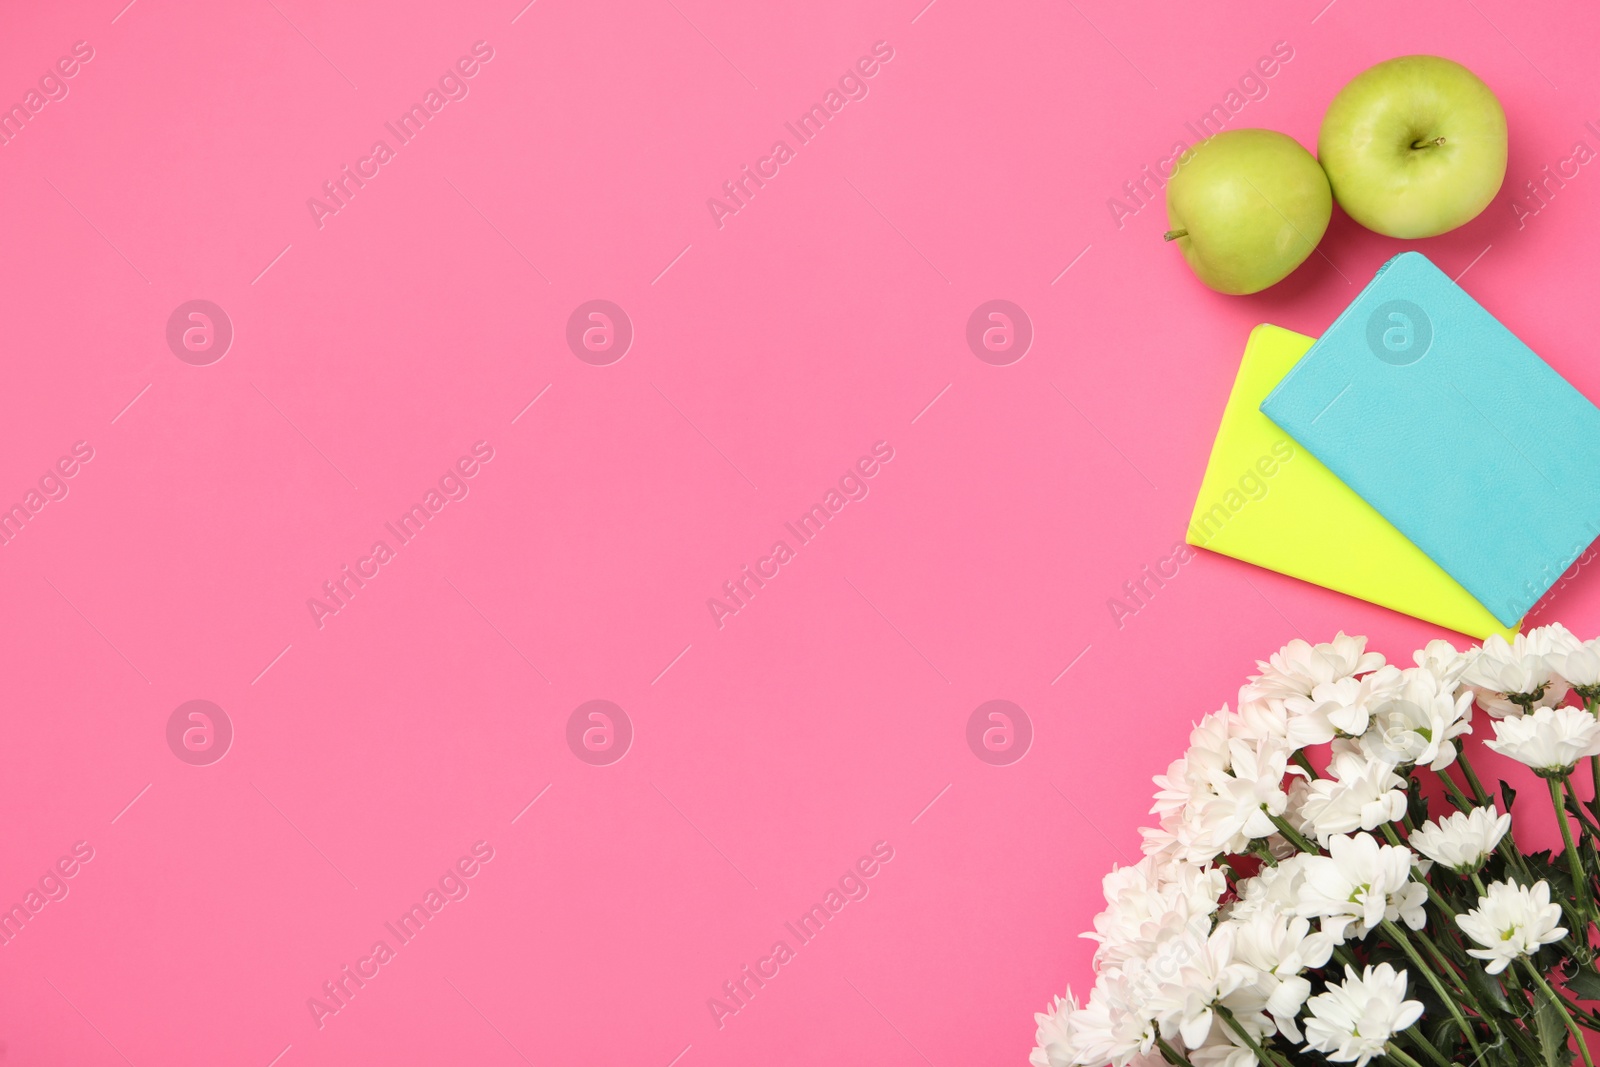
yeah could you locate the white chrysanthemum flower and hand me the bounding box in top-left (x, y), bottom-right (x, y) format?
top-left (1232, 695), bottom-right (1290, 745)
top-left (1226, 854), bottom-right (1312, 923)
top-left (1084, 858), bottom-right (1225, 972)
top-left (1283, 666), bottom-right (1404, 748)
top-left (1302, 963), bottom-right (1424, 1067)
top-left (1150, 756), bottom-right (1193, 828)
top-left (1151, 710), bottom-right (1234, 830)
top-left (1455, 879), bottom-right (1567, 975)
top-left (1137, 823), bottom-right (1182, 865)
top-left (1413, 638), bottom-right (1469, 689)
top-left (1035, 991), bottom-right (1170, 1067)
top-left (1295, 832), bottom-right (1426, 942)
top-left (1265, 777), bottom-right (1314, 860)
top-left (1408, 805), bottom-right (1511, 874)
top-left (1462, 626), bottom-right (1576, 717)
top-left (1141, 918), bottom-right (1261, 1050)
top-left (1185, 709), bottom-right (1237, 782)
top-left (1244, 633), bottom-right (1385, 702)
top-left (1548, 636), bottom-right (1600, 696)
top-left (1299, 750), bottom-right (1407, 844)
top-left (1063, 974), bottom-right (1159, 1067)
top-left (1532, 622), bottom-right (1583, 652)
top-left (1361, 665), bottom-right (1474, 770)
top-left (1226, 909), bottom-right (1334, 1042)
top-left (1031, 992), bottom-right (1077, 1067)
top-left (1184, 737), bottom-right (1299, 860)
top-left (1485, 704), bottom-right (1600, 776)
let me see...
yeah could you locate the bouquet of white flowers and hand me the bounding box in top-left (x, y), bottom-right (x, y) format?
top-left (1033, 625), bottom-right (1600, 1067)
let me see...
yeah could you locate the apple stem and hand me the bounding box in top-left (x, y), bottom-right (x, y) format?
top-left (1163, 229), bottom-right (1188, 241)
top-left (1410, 136), bottom-right (1447, 150)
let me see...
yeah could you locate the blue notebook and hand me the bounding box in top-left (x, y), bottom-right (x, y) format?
top-left (1261, 251), bottom-right (1600, 626)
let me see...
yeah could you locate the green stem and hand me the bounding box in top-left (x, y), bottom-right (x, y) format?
top-left (1410, 924), bottom-right (1485, 1013)
top-left (1291, 749), bottom-right (1319, 778)
top-left (1456, 749), bottom-right (1494, 805)
top-left (1415, 869), bottom-right (1493, 998)
top-left (1249, 840), bottom-right (1279, 868)
top-left (1438, 768), bottom-right (1477, 813)
top-left (1155, 1036), bottom-right (1195, 1067)
top-left (1381, 919), bottom-right (1484, 1058)
top-left (1552, 777), bottom-right (1595, 921)
top-left (1496, 821), bottom-right (1538, 884)
top-left (1525, 958), bottom-right (1599, 1067)
top-left (1399, 1027), bottom-right (1460, 1067)
top-left (1502, 967), bottom-right (1557, 1061)
top-left (1266, 811), bottom-right (1317, 854)
top-left (1586, 697), bottom-right (1599, 814)
top-left (1424, 879), bottom-right (1463, 921)
top-left (1214, 1005), bottom-right (1291, 1067)
top-left (1383, 1041), bottom-right (1434, 1067)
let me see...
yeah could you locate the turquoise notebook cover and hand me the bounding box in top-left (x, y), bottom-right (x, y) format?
top-left (1260, 251), bottom-right (1600, 626)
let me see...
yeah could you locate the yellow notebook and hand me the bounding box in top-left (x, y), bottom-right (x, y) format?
top-left (1187, 324), bottom-right (1518, 641)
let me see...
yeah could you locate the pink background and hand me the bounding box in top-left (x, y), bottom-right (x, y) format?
top-left (3, 0), bottom-right (1600, 1063)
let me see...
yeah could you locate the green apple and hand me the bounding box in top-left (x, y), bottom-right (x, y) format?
top-left (1163, 129), bottom-right (1333, 295)
top-left (1318, 55), bottom-right (1507, 238)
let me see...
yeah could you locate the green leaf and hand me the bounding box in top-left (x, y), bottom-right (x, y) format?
top-left (1565, 968), bottom-right (1600, 1003)
top-left (1533, 980), bottom-right (1576, 1067)
top-left (1542, 857), bottom-right (1576, 901)
top-left (1407, 773), bottom-right (1430, 827)
top-left (1504, 780), bottom-right (1518, 811)
top-left (1462, 957), bottom-right (1514, 1013)
top-left (1425, 1014), bottom-right (1463, 1063)
top-left (1520, 849), bottom-right (1560, 890)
